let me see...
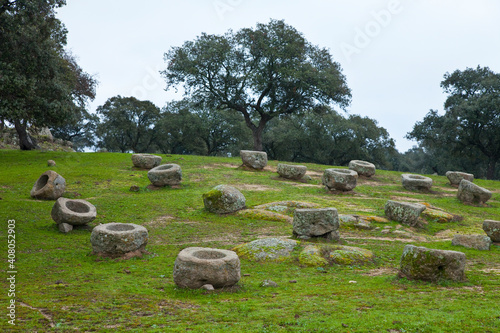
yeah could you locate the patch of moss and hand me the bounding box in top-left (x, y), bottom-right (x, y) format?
top-left (422, 208), bottom-right (454, 223)
top-left (236, 209), bottom-right (292, 223)
top-left (232, 238), bottom-right (299, 262)
top-left (298, 245), bottom-right (328, 266)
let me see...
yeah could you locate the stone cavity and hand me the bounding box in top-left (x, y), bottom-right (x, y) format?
top-left (232, 238), bottom-right (298, 262)
top-left (293, 208), bottom-right (340, 242)
top-left (173, 247), bottom-right (241, 289)
top-left (240, 150), bottom-right (267, 170)
top-left (483, 220), bottom-right (500, 242)
top-left (399, 245), bottom-right (466, 282)
top-left (445, 171), bottom-right (474, 186)
top-left (203, 185), bottom-right (246, 214)
top-left (277, 163), bottom-right (307, 180)
top-left (322, 169), bottom-right (358, 191)
top-left (457, 179), bottom-right (492, 204)
top-left (51, 197), bottom-right (97, 227)
top-left (147, 164), bottom-right (182, 186)
top-left (401, 174), bottom-right (433, 191)
top-left (30, 170), bottom-right (66, 200)
top-left (384, 200), bottom-right (426, 227)
top-left (131, 153), bottom-right (162, 169)
top-left (90, 223), bottom-right (148, 258)
top-left (348, 160), bottom-right (376, 177)
top-left (452, 234), bottom-right (491, 251)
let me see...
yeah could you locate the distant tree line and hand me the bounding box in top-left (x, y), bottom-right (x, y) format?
top-left (2, 6), bottom-right (500, 179)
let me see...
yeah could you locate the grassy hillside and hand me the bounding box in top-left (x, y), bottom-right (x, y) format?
top-left (1, 150), bottom-right (499, 332)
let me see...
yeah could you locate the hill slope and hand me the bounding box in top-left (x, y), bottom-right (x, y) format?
top-left (1, 150), bottom-right (499, 332)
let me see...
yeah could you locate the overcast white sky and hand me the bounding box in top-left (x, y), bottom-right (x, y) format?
top-left (57, 0), bottom-right (500, 152)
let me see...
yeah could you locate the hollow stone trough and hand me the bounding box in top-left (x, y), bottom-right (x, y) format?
top-left (30, 170), bottom-right (66, 200)
top-left (401, 174), bottom-right (433, 191)
top-left (277, 163), bottom-right (307, 180)
top-left (131, 153), bottom-right (162, 169)
top-left (51, 198), bottom-right (97, 233)
top-left (348, 160), bottom-right (376, 177)
top-left (322, 169), bottom-right (358, 191)
top-left (173, 247), bottom-right (241, 289)
top-left (147, 164), bottom-right (182, 186)
top-left (90, 223), bottom-right (148, 258)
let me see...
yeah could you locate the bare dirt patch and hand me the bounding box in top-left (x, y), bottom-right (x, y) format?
top-left (233, 184), bottom-right (279, 191)
top-left (480, 268), bottom-right (500, 274)
top-left (306, 170), bottom-right (323, 177)
top-left (390, 196), bottom-right (422, 202)
top-left (202, 163), bottom-right (239, 169)
top-left (144, 215), bottom-right (177, 227)
top-left (363, 267), bottom-right (398, 276)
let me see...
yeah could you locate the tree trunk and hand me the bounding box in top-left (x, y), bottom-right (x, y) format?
top-left (486, 159), bottom-right (497, 180)
top-left (251, 119), bottom-right (268, 151)
top-left (14, 120), bottom-right (39, 150)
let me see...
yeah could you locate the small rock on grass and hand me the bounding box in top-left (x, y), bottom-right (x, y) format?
top-left (58, 222), bottom-right (73, 233)
top-left (260, 279), bottom-right (278, 287)
top-left (201, 284), bottom-right (215, 291)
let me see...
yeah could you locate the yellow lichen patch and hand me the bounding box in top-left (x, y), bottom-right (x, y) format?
top-left (422, 208), bottom-right (454, 223)
top-left (237, 209), bottom-right (292, 223)
top-left (362, 216), bottom-right (390, 223)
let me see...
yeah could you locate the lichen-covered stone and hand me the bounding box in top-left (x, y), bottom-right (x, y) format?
top-left (147, 164), bottom-right (182, 186)
top-left (298, 245), bottom-right (328, 266)
top-left (457, 179), bottom-right (492, 204)
top-left (327, 246), bottom-right (374, 265)
top-left (131, 153), bottom-right (162, 169)
top-left (483, 220), bottom-right (500, 242)
top-left (452, 234), bottom-right (491, 251)
top-left (30, 170), bottom-right (66, 200)
top-left (348, 160), bottom-right (376, 177)
top-left (51, 197), bottom-right (97, 226)
top-left (232, 238), bottom-right (298, 262)
top-left (240, 150), bottom-right (267, 170)
top-left (385, 200), bottom-right (426, 226)
top-left (445, 171), bottom-right (474, 186)
top-left (322, 169), bottom-right (358, 191)
top-left (362, 216), bottom-right (391, 223)
top-left (173, 247), bottom-right (240, 289)
top-left (277, 163), bottom-right (307, 180)
top-left (401, 174), bottom-right (433, 191)
top-left (90, 223), bottom-right (148, 258)
top-left (299, 244), bottom-right (373, 267)
top-left (421, 208), bottom-right (454, 223)
top-left (203, 185), bottom-right (246, 214)
top-left (399, 245), bottom-right (466, 282)
top-left (293, 208), bottom-right (340, 241)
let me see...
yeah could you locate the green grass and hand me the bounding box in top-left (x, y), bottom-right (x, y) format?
top-left (1, 150), bottom-right (500, 332)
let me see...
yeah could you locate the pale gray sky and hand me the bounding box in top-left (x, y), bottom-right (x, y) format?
top-left (58, 0), bottom-right (500, 152)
